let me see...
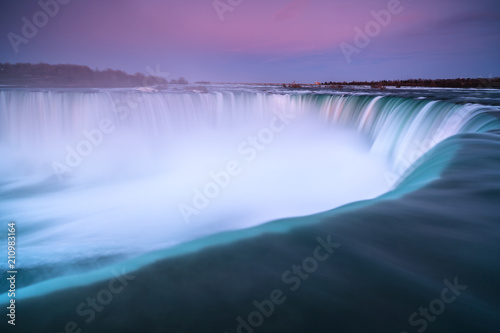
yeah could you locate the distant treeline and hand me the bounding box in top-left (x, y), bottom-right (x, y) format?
top-left (0, 63), bottom-right (169, 88)
top-left (322, 78), bottom-right (500, 89)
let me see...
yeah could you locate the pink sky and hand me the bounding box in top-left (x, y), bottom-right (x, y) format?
top-left (1, 0), bottom-right (499, 82)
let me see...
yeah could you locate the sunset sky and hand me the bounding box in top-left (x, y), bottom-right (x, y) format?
top-left (1, 0), bottom-right (499, 83)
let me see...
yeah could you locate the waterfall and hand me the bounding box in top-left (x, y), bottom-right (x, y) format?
top-left (0, 89), bottom-right (498, 268)
top-left (1, 87), bottom-right (499, 303)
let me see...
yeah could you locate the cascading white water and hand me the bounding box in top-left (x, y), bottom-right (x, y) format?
top-left (0, 89), bottom-right (497, 269)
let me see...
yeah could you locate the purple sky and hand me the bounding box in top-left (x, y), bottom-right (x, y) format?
top-left (1, 0), bottom-right (499, 83)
